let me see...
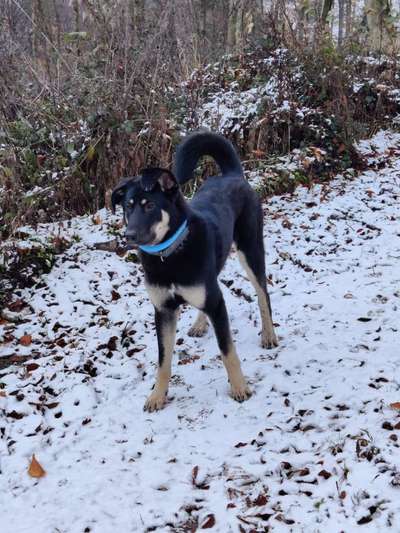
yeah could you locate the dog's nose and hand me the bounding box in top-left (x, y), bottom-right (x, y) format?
top-left (125, 230), bottom-right (137, 242)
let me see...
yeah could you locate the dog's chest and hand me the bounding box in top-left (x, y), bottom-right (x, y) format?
top-left (145, 282), bottom-right (205, 310)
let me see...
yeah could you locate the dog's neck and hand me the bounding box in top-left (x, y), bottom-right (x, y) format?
top-left (139, 194), bottom-right (190, 260)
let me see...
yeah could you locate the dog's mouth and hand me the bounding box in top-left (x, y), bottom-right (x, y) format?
top-left (125, 239), bottom-right (138, 250)
top-left (125, 234), bottom-right (155, 249)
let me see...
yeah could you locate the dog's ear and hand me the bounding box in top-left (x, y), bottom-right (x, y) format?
top-left (111, 177), bottom-right (135, 213)
top-left (141, 168), bottom-right (178, 193)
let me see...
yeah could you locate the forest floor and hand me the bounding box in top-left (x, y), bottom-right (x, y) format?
top-left (1, 130), bottom-right (400, 533)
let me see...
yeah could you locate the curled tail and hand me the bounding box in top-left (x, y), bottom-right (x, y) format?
top-left (173, 131), bottom-right (243, 185)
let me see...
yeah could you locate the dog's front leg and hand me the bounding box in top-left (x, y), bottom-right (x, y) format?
top-left (206, 292), bottom-right (251, 402)
top-left (144, 307), bottom-right (178, 412)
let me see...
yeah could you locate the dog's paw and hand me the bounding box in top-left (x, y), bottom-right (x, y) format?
top-left (188, 322), bottom-right (209, 337)
top-left (261, 331), bottom-right (279, 349)
top-left (144, 391), bottom-right (167, 412)
top-left (230, 381), bottom-right (252, 403)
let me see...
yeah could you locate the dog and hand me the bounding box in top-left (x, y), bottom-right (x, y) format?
top-left (112, 131), bottom-right (278, 412)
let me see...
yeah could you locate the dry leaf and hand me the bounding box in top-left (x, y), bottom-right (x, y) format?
top-left (19, 334), bottom-right (32, 346)
top-left (201, 514), bottom-right (216, 529)
top-left (311, 146), bottom-right (324, 160)
top-left (390, 402), bottom-right (400, 411)
top-left (0, 391), bottom-right (6, 397)
top-left (28, 455), bottom-right (46, 478)
top-left (26, 363), bottom-right (40, 372)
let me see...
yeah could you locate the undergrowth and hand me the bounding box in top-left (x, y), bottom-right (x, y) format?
top-left (1, 43), bottom-right (400, 242)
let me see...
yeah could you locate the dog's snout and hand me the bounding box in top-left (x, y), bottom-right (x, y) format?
top-left (125, 230), bottom-right (137, 242)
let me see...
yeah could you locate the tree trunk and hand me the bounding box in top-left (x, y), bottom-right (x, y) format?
top-left (227, 0), bottom-right (238, 52)
top-left (365, 0), bottom-right (397, 52)
top-left (338, 0), bottom-right (345, 46)
top-left (235, 0), bottom-right (245, 55)
top-left (321, 0), bottom-right (334, 26)
top-left (345, 0), bottom-right (352, 38)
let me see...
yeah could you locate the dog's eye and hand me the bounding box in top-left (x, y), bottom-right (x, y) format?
top-left (143, 201), bottom-right (155, 212)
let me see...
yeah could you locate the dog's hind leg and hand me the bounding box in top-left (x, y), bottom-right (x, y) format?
top-left (144, 307), bottom-right (178, 412)
top-left (235, 207), bottom-right (278, 349)
top-left (236, 249), bottom-right (278, 349)
top-left (206, 289), bottom-right (251, 402)
top-left (188, 311), bottom-right (209, 337)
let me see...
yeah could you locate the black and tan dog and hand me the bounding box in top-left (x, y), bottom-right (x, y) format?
top-left (112, 131), bottom-right (278, 411)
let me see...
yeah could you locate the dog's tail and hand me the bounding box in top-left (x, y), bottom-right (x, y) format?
top-left (173, 131), bottom-right (243, 185)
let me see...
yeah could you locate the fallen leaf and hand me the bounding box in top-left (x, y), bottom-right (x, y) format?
top-left (252, 493), bottom-right (268, 506)
top-left (28, 455), bottom-right (46, 478)
top-left (45, 402), bottom-right (59, 410)
top-left (178, 355), bottom-right (200, 365)
top-left (192, 465), bottom-right (199, 486)
top-left (7, 410), bottom-right (25, 420)
top-left (8, 299), bottom-right (26, 312)
top-left (390, 402), bottom-right (400, 411)
top-left (318, 469), bottom-right (332, 480)
top-left (26, 363), bottom-right (40, 372)
top-left (111, 290), bottom-right (121, 301)
top-left (0, 391), bottom-right (6, 397)
top-left (251, 149), bottom-right (265, 157)
top-left (19, 334), bottom-right (32, 346)
top-left (357, 515), bottom-right (372, 525)
top-left (201, 514), bottom-right (216, 529)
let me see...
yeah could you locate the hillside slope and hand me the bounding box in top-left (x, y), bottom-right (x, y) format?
top-left (1, 131), bottom-right (400, 532)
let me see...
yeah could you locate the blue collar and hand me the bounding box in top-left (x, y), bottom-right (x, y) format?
top-left (139, 220), bottom-right (189, 258)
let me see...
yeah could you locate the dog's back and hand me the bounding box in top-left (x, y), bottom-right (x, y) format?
top-left (173, 131), bottom-right (259, 268)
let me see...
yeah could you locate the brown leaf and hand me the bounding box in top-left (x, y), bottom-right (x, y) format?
top-left (111, 290), bottom-right (121, 301)
top-left (45, 402), bottom-right (59, 410)
top-left (318, 469), bottom-right (332, 480)
top-left (7, 410), bottom-right (25, 420)
top-left (26, 363), bottom-right (40, 372)
top-left (9, 355), bottom-right (30, 363)
top-left (297, 467), bottom-right (310, 477)
top-left (390, 402), bottom-right (400, 411)
top-left (252, 493), bottom-right (268, 506)
top-left (192, 465), bottom-right (199, 486)
top-left (19, 334), bottom-right (32, 346)
top-left (251, 149), bottom-right (265, 158)
top-left (191, 466), bottom-right (210, 490)
top-left (0, 391), bottom-right (6, 397)
top-left (8, 299), bottom-right (27, 312)
top-left (201, 514), bottom-right (216, 529)
top-left (107, 336), bottom-right (118, 351)
top-left (28, 454), bottom-right (46, 478)
top-left (178, 355), bottom-right (200, 365)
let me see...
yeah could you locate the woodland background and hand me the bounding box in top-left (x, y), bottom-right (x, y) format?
top-left (1, 0), bottom-right (400, 302)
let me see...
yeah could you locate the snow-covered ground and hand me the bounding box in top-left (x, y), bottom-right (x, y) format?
top-left (1, 131), bottom-right (400, 532)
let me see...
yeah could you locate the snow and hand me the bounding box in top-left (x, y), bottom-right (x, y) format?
top-left (197, 80), bottom-right (279, 134)
top-left (1, 131), bottom-right (400, 532)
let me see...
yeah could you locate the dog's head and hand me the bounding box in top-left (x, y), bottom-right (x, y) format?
top-left (111, 168), bottom-right (182, 247)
